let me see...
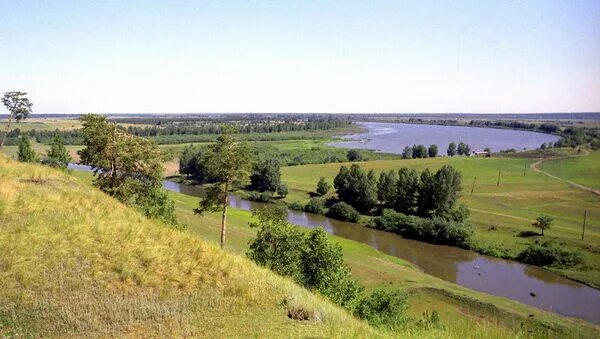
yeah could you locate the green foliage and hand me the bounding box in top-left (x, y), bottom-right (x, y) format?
top-left (416, 310), bottom-right (442, 330)
top-left (250, 158), bottom-right (281, 192)
top-left (447, 142), bottom-right (457, 156)
top-left (428, 144), bottom-right (438, 157)
top-left (333, 164), bottom-right (378, 212)
top-left (78, 114), bottom-right (176, 225)
top-left (401, 146), bottom-right (413, 159)
top-left (532, 214), bottom-right (553, 236)
top-left (412, 144), bottom-right (428, 158)
top-left (304, 197), bottom-right (326, 214)
top-left (300, 228), bottom-right (363, 308)
top-left (248, 213), bottom-right (363, 309)
top-left (179, 144), bottom-right (209, 181)
top-left (277, 182), bottom-right (288, 197)
top-left (457, 142), bottom-right (471, 156)
top-left (377, 170), bottom-right (398, 208)
top-left (372, 209), bottom-right (473, 248)
top-left (316, 177), bottom-right (331, 196)
top-left (247, 205), bottom-right (305, 280)
top-left (395, 167), bottom-right (419, 214)
top-left (246, 191), bottom-right (272, 203)
top-left (44, 134), bottom-right (71, 169)
top-left (354, 289), bottom-right (408, 330)
top-left (1, 91), bottom-right (33, 149)
top-left (418, 165), bottom-right (462, 218)
top-left (346, 149), bottom-right (363, 162)
top-left (517, 241), bottom-right (583, 267)
top-left (326, 202), bottom-right (360, 222)
top-left (288, 200), bottom-right (303, 211)
top-left (17, 136), bottom-right (36, 162)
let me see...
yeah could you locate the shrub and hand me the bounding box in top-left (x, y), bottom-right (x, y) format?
top-left (304, 197), bottom-right (325, 214)
top-left (327, 202), bottom-right (360, 222)
top-left (246, 191), bottom-right (272, 203)
top-left (371, 209), bottom-right (473, 248)
top-left (354, 289), bottom-right (408, 329)
top-left (517, 241), bottom-right (583, 267)
top-left (347, 149), bottom-right (363, 162)
top-left (277, 182), bottom-right (288, 198)
top-left (288, 200), bottom-right (303, 211)
top-left (316, 177), bottom-right (331, 196)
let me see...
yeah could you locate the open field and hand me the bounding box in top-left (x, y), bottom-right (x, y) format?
top-left (280, 150), bottom-right (600, 287)
top-left (541, 150), bottom-right (600, 191)
top-left (64, 167), bottom-right (599, 337)
top-left (8, 118), bottom-right (82, 131)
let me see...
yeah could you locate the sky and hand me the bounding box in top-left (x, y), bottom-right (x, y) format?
top-left (1, 0), bottom-right (599, 113)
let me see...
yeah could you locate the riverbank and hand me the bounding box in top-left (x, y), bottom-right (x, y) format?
top-left (278, 150), bottom-right (600, 289)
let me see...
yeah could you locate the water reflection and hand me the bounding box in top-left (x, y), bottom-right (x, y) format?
top-left (66, 165), bottom-right (600, 324)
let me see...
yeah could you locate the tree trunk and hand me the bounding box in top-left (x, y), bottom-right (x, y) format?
top-left (0, 114), bottom-right (13, 150)
top-left (220, 181), bottom-right (229, 249)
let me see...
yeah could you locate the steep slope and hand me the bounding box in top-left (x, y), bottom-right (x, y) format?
top-left (0, 156), bottom-right (379, 337)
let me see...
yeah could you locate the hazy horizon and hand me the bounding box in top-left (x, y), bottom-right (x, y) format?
top-left (2, 1), bottom-right (599, 113)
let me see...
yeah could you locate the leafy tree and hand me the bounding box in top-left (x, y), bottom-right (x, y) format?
top-left (316, 177), bottom-right (331, 196)
top-left (179, 144), bottom-right (208, 181)
top-left (418, 166), bottom-right (462, 218)
top-left (44, 134), bottom-right (71, 169)
top-left (17, 136), bottom-right (36, 162)
top-left (428, 144), bottom-right (438, 158)
top-left (327, 202), bottom-right (360, 222)
top-left (194, 127), bottom-right (251, 248)
top-left (277, 182), bottom-right (288, 198)
top-left (377, 170), bottom-right (397, 208)
top-left (333, 164), bottom-right (377, 212)
top-left (447, 142), bottom-right (457, 156)
top-left (347, 149), bottom-right (363, 162)
top-left (78, 114), bottom-right (177, 226)
top-left (301, 228), bottom-right (363, 308)
top-left (412, 144), bottom-right (428, 158)
top-left (304, 197), bottom-right (326, 214)
top-left (483, 147), bottom-right (491, 154)
top-left (394, 167), bottom-right (419, 214)
top-left (1, 91), bottom-right (33, 150)
top-left (532, 214), bottom-right (553, 236)
top-left (401, 146), bottom-right (413, 159)
top-left (247, 205), bottom-right (305, 280)
top-left (464, 144), bottom-right (471, 155)
top-left (250, 158), bottom-right (281, 192)
top-left (457, 142), bottom-right (467, 156)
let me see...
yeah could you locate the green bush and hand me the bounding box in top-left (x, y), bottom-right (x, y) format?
top-left (246, 191), bottom-right (272, 203)
top-left (288, 200), bottom-right (303, 211)
top-left (371, 209), bottom-right (473, 248)
top-left (304, 197), bottom-right (326, 214)
top-left (517, 241), bottom-right (583, 267)
top-left (354, 289), bottom-right (408, 329)
top-left (326, 202), bottom-right (360, 222)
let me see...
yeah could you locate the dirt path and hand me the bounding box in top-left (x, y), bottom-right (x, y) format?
top-left (469, 208), bottom-right (532, 222)
top-left (529, 149), bottom-right (600, 196)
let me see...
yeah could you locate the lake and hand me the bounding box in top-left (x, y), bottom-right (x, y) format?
top-left (329, 121), bottom-right (560, 153)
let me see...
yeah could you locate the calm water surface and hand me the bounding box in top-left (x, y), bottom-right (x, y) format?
top-left (329, 121), bottom-right (560, 153)
top-left (70, 163), bottom-right (600, 324)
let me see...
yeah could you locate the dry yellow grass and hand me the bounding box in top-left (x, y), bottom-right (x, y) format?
top-left (0, 155), bottom-right (381, 337)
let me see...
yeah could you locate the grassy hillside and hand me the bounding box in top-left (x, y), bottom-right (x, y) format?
top-left (279, 152), bottom-right (600, 287)
top-left (0, 156), bottom-right (380, 337)
top-left (541, 150), bottom-right (600, 191)
top-left (170, 186), bottom-right (600, 338)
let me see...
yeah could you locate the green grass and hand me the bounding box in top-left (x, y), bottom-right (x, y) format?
top-left (0, 156), bottom-right (382, 338)
top-left (7, 158), bottom-right (598, 337)
top-left (279, 152), bottom-right (600, 287)
top-left (8, 118), bottom-right (82, 131)
top-left (171, 183), bottom-right (599, 338)
top-left (541, 150), bottom-right (600, 191)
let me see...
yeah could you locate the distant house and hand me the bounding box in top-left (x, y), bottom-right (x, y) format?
top-left (471, 151), bottom-right (490, 157)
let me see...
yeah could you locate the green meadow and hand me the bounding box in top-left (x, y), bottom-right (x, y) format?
top-left (280, 151), bottom-right (600, 287)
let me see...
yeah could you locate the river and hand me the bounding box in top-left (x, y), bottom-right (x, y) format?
top-left (329, 121), bottom-right (560, 153)
top-left (69, 142), bottom-right (600, 324)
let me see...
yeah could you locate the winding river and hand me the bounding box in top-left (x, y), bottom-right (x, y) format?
top-left (329, 121), bottom-right (560, 153)
top-left (161, 180), bottom-right (600, 324)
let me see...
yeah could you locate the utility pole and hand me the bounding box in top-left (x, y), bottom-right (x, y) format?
top-left (582, 210), bottom-right (587, 241)
top-left (470, 176), bottom-right (477, 195)
top-left (496, 169), bottom-right (501, 188)
top-left (524, 162), bottom-right (527, 176)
